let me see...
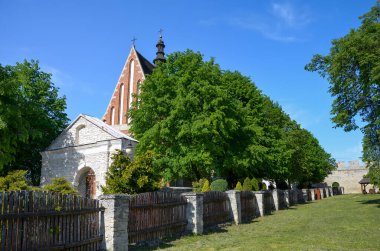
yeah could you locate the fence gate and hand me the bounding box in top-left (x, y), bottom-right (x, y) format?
top-left (0, 191), bottom-right (103, 251)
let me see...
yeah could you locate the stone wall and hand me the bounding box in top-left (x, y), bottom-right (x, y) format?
top-left (324, 160), bottom-right (368, 194)
top-left (98, 188), bottom-right (343, 250)
top-left (41, 139), bottom-right (124, 197)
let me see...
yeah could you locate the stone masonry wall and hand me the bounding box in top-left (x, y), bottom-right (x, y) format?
top-left (324, 160), bottom-right (368, 194)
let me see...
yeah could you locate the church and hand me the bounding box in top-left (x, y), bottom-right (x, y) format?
top-left (39, 35), bottom-right (167, 198)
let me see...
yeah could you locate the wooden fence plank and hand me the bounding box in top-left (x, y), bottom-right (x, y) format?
top-left (0, 191), bottom-right (101, 251)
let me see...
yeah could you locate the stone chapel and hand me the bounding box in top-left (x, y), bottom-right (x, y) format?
top-left (40, 35), bottom-right (166, 198)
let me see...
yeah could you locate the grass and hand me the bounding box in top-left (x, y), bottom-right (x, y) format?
top-left (133, 194), bottom-right (380, 251)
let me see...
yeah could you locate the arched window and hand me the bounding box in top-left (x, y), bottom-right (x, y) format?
top-left (75, 124), bottom-right (86, 145)
top-left (111, 107), bottom-right (115, 125)
top-left (119, 84), bottom-right (125, 124)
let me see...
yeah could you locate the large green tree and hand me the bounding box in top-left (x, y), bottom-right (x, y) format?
top-left (130, 51), bottom-right (252, 181)
top-left (131, 50), bottom-right (335, 186)
top-left (305, 1), bottom-right (380, 165)
top-left (0, 60), bottom-right (68, 184)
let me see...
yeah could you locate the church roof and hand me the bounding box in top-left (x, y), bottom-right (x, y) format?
top-left (80, 114), bottom-right (138, 142)
top-left (136, 50), bottom-right (155, 75)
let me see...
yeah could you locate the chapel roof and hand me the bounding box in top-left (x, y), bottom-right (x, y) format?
top-left (136, 50), bottom-right (155, 75)
top-left (80, 114), bottom-right (137, 142)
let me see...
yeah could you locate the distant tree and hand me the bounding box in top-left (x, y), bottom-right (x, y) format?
top-left (286, 126), bottom-right (336, 186)
top-left (305, 2), bottom-right (380, 164)
top-left (43, 177), bottom-right (78, 195)
top-left (0, 60), bottom-right (68, 184)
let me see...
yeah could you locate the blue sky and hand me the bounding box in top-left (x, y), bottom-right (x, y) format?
top-left (0, 0), bottom-right (375, 163)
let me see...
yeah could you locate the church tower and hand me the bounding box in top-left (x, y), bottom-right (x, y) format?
top-left (103, 34), bottom-right (166, 134)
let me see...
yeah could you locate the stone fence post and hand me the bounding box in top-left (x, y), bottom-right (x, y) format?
top-left (226, 190), bottom-right (241, 224)
top-left (271, 189), bottom-right (279, 211)
top-left (301, 189), bottom-right (308, 203)
top-left (309, 189), bottom-right (315, 201)
top-left (99, 194), bottom-right (129, 251)
top-left (181, 192), bottom-right (204, 234)
top-left (283, 190), bottom-right (290, 208)
top-left (328, 187), bottom-right (333, 197)
top-left (319, 188), bottom-right (324, 199)
top-left (253, 191), bottom-right (265, 216)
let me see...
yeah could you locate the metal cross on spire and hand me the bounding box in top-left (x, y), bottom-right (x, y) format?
top-left (158, 28), bottom-right (164, 38)
top-left (131, 37), bottom-right (137, 47)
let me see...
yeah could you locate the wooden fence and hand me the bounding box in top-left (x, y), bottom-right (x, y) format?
top-left (128, 191), bottom-right (187, 244)
top-left (203, 191), bottom-right (230, 227)
top-left (0, 190), bottom-right (102, 251)
top-left (240, 191), bottom-right (256, 222)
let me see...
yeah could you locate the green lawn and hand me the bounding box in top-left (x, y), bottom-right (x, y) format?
top-left (136, 194), bottom-right (380, 251)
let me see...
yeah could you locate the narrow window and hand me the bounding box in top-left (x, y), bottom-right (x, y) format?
top-left (119, 84), bottom-right (125, 124)
top-left (111, 107), bottom-right (115, 125)
top-left (128, 60), bottom-right (135, 111)
top-left (75, 124), bottom-right (86, 145)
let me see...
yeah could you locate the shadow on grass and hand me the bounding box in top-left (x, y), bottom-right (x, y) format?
top-left (129, 224), bottom-right (230, 250)
top-left (358, 198), bottom-right (380, 208)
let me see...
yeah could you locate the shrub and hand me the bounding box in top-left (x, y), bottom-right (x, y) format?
top-left (43, 177), bottom-right (78, 195)
top-left (251, 177), bottom-right (259, 191)
top-left (235, 181), bottom-right (243, 191)
top-left (242, 177), bottom-right (252, 191)
top-left (0, 170), bottom-right (30, 191)
top-left (332, 182), bottom-right (340, 188)
top-left (193, 178), bottom-right (208, 192)
top-left (102, 150), bottom-right (161, 194)
top-left (210, 179), bottom-right (228, 192)
top-left (201, 180), bottom-right (210, 192)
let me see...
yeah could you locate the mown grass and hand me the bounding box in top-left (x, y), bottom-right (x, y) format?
top-left (133, 194), bottom-right (380, 251)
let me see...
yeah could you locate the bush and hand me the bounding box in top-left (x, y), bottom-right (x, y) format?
top-left (43, 177), bottom-right (78, 195)
top-left (201, 179), bottom-right (210, 192)
top-left (102, 150), bottom-right (161, 194)
top-left (332, 182), bottom-right (340, 188)
top-left (243, 177), bottom-right (252, 191)
top-left (235, 181), bottom-right (243, 191)
top-left (0, 170), bottom-right (30, 191)
top-left (210, 179), bottom-right (228, 192)
top-left (193, 178), bottom-right (208, 192)
top-left (251, 177), bottom-right (259, 191)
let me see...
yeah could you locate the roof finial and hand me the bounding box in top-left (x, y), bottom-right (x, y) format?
top-left (131, 37), bottom-right (137, 48)
top-left (153, 29), bottom-right (166, 64)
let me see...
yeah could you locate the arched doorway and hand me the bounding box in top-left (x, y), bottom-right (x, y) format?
top-left (76, 167), bottom-right (96, 199)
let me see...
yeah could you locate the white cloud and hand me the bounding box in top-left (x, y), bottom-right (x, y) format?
top-left (226, 1), bottom-right (311, 42)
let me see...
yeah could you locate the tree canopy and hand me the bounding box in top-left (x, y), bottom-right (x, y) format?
top-left (130, 50), bottom-right (335, 186)
top-left (305, 1), bottom-right (380, 165)
top-left (0, 60), bottom-right (68, 184)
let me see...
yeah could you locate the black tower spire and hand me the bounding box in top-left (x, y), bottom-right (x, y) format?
top-left (153, 29), bottom-right (166, 64)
